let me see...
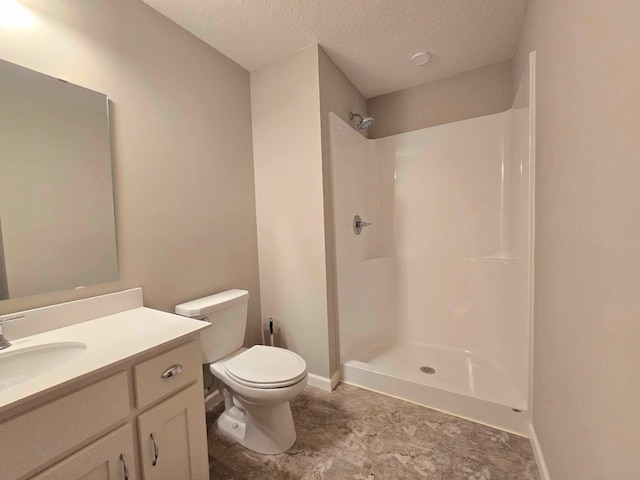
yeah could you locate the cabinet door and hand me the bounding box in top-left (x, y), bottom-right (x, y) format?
top-left (1, 372), bottom-right (130, 480)
top-left (33, 424), bottom-right (136, 480)
top-left (137, 383), bottom-right (209, 480)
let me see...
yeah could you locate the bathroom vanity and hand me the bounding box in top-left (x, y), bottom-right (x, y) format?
top-left (0, 289), bottom-right (210, 480)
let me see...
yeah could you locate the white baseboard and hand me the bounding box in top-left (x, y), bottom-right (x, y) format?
top-left (529, 424), bottom-right (551, 480)
top-left (307, 373), bottom-right (335, 392)
top-left (204, 390), bottom-right (223, 411)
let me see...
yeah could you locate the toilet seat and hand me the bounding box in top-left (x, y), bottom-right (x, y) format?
top-left (224, 345), bottom-right (307, 389)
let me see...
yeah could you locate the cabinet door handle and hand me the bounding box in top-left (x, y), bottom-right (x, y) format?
top-left (120, 453), bottom-right (129, 480)
top-left (150, 433), bottom-right (159, 466)
top-left (161, 364), bottom-right (183, 379)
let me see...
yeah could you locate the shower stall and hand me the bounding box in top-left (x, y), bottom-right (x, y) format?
top-left (330, 57), bottom-right (535, 434)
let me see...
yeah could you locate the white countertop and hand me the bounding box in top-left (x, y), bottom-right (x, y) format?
top-left (0, 306), bottom-right (209, 415)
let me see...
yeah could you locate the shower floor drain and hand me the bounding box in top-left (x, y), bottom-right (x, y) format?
top-left (420, 366), bottom-right (436, 374)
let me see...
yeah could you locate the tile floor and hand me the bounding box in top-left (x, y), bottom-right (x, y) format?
top-left (207, 383), bottom-right (540, 480)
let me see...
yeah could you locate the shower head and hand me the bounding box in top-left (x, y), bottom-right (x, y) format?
top-left (349, 112), bottom-right (375, 130)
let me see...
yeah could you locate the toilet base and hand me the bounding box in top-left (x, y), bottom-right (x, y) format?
top-left (217, 399), bottom-right (297, 454)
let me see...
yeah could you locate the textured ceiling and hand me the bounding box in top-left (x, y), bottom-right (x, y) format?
top-left (142, 0), bottom-right (527, 98)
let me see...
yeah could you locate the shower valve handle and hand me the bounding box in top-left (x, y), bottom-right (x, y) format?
top-left (353, 215), bottom-right (372, 235)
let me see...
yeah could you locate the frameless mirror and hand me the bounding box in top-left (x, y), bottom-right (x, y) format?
top-left (0, 59), bottom-right (118, 300)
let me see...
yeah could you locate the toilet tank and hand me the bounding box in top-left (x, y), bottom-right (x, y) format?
top-left (175, 289), bottom-right (249, 363)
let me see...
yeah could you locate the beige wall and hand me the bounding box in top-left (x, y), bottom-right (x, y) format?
top-left (251, 46), bottom-right (331, 377)
top-left (514, 1), bottom-right (640, 478)
top-left (251, 45), bottom-right (367, 379)
top-left (367, 60), bottom-right (513, 138)
top-left (318, 46), bottom-right (368, 375)
top-left (0, 0), bottom-right (262, 345)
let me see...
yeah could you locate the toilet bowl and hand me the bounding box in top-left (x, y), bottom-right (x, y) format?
top-left (211, 346), bottom-right (307, 454)
top-left (175, 290), bottom-right (308, 454)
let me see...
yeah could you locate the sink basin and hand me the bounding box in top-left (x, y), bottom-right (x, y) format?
top-left (0, 342), bottom-right (87, 391)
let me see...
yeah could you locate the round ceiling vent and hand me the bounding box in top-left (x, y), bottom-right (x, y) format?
top-left (410, 51), bottom-right (431, 66)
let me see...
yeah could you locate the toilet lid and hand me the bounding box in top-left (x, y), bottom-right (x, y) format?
top-left (224, 345), bottom-right (307, 388)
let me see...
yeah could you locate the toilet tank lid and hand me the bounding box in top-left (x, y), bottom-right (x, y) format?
top-left (175, 289), bottom-right (249, 317)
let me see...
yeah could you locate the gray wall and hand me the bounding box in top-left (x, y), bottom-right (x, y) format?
top-left (367, 60), bottom-right (514, 138)
top-left (318, 46), bottom-right (368, 375)
top-left (0, 0), bottom-right (262, 345)
top-left (0, 220), bottom-right (8, 301)
top-left (251, 46), bottom-right (330, 377)
top-left (250, 45), bottom-right (369, 380)
top-left (514, 1), bottom-right (640, 478)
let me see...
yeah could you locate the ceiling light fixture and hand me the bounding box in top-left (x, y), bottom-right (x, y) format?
top-left (410, 51), bottom-right (431, 66)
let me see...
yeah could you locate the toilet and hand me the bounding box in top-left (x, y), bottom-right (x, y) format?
top-left (175, 289), bottom-right (308, 454)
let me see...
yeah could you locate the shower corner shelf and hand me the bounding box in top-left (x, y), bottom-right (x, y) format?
top-left (469, 254), bottom-right (524, 266)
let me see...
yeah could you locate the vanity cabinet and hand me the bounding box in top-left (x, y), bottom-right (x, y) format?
top-left (0, 373), bottom-right (130, 480)
top-left (32, 425), bottom-right (136, 480)
top-left (0, 337), bottom-right (209, 480)
top-left (137, 384), bottom-right (209, 480)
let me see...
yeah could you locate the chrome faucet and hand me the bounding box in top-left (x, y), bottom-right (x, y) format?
top-left (0, 315), bottom-right (24, 351)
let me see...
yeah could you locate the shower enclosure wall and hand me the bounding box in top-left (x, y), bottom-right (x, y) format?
top-left (330, 58), bottom-right (534, 434)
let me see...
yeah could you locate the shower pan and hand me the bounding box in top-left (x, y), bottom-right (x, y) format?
top-left (329, 56), bottom-right (535, 434)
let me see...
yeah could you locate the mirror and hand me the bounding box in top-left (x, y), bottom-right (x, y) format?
top-left (0, 59), bottom-right (118, 300)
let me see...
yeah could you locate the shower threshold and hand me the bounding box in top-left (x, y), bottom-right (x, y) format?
top-left (341, 342), bottom-right (530, 435)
